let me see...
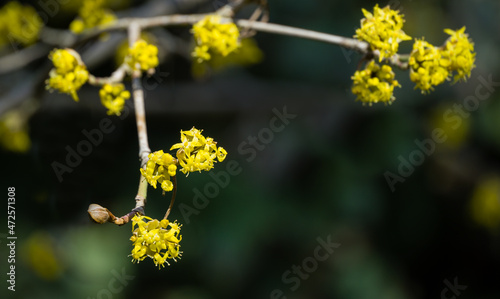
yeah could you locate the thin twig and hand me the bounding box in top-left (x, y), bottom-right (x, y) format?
top-left (74, 14), bottom-right (370, 53)
top-left (236, 19), bottom-right (369, 53)
top-left (88, 64), bottom-right (129, 86)
top-left (388, 54), bottom-right (410, 70)
top-left (164, 175), bottom-right (177, 220)
top-left (239, 0), bottom-right (269, 38)
top-left (129, 21), bottom-right (151, 217)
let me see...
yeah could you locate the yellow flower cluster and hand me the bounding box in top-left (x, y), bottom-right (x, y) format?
top-left (352, 5), bottom-right (475, 102)
top-left (99, 83), bottom-right (130, 116)
top-left (140, 127), bottom-right (227, 192)
top-left (351, 60), bottom-right (400, 105)
top-left (69, 0), bottom-right (116, 34)
top-left (140, 150), bottom-right (178, 192)
top-left (443, 27), bottom-right (476, 82)
top-left (125, 39), bottom-right (159, 71)
top-left (0, 1), bottom-right (42, 47)
top-left (114, 33), bottom-right (156, 66)
top-left (409, 27), bottom-right (475, 92)
top-left (0, 109), bottom-right (31, 153)
top-left (409, 39), bottom-right (450, 92)
top-left (354, 4), bottom-right (411, 61)
top-left (47, 49), bottom-right (89, 102)
top-left (171, 127), bottom-right (227, 174)
top-left (130, 215), bottom-right (182, 268)
top-left (192, 15), bottom-right (241, 63)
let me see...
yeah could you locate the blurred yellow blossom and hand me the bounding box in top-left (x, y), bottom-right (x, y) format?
top-left (125, 39), bottom-right (159, 72)
top-left (429, 105), bottom-right (469, 150)
top-left (23, 231), bottom-right (63, 280)
top-left (60, 0), bottom-right (130, 14)
top-left (0, 1), bottom-right (42, 47)
top-left (46, 49), bottom-right (89, 101)
top-left (354, 4), bottom-right (411, 62)
top-left (351, 60), bottom-right (400, 105)
top-left (192, 37), bottom-right (263, 78)
top-left (470, 177), bottom-right (500, 233)
top-left (0, 108), bottom-right (31, 153)
top-left (99, 83), bottom-right (130, 116)
top-left (191, 15), bottom-right (241, 63)
top-left (115, 33), bottom-right (156, 66)
top-left (409, 39), bottom-right (450, 93)
top-left (69, 0), bottom-right (116, 34)
top-left (130, 215), bottom-right (182, 268)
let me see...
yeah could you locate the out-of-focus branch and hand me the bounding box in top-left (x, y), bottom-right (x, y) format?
top-left (72, 14), bottom-right (370, 54)
top-left (87, 64), bottom-right (128, 86)
top-left (0, 64), bottom-right (52, 115)
top-left (0, 43), bottom-right (51, 75)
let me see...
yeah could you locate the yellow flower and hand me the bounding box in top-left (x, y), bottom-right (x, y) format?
top-left (442, 27), bottom-right (476, 82)
top-left (69, 0), bottom-right (116, 34)
top-left (0, 1), bottom-right (42, 47)
top-left (171, 127), bottom-right (227, 174)
top-left (351, 60), bottom-right (400, 105)
top-left (0, 108), bottom-right (31, 153)
top-left (130, 215), bottom-right (182, 268)
top-left (140, 150), bottom-right (177, 192)
top-left (409, 39), bottom-right (450, 93)
top-left (46, 49), bottom-right (89, 102)
top-left (192, 15), bottom-right (241, 63)
top-left (125, 39), bottom-right (159, 72)
top-left (99, 83), bottom-right (130, 116)
top-left (115, 33), bottom-right (156, 66)
top-left (354, 4), bottom-right (411, 62)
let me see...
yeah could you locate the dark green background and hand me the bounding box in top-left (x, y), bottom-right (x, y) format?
top-left (1, 0), bottom-right (500, 298)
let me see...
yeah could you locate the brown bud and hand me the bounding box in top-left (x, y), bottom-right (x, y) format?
top-left (88, 204), bottom-right (110, 224)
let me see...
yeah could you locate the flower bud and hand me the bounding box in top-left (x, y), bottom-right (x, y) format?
top-left (88, 204), bottom-right (110, 224)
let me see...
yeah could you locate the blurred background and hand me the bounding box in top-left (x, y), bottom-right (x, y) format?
top-left (1, 0), bottom-right (500, 298)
